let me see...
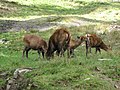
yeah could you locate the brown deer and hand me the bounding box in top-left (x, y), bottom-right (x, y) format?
top-left (22, 34), bottom-right (47, 59)
top-left (46, 27), bottom-right (71, 59)
top-left (78, 34), bottom-right (111, 57)
top-left (63, 37), bottom-right (84, 57)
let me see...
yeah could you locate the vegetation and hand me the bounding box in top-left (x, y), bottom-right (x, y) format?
top-left (0, 0), bottom-right (120, 23)
top-left (0, 0), bottom-right (120, 90)
top-left (0, 25), bottom-right (120, 89)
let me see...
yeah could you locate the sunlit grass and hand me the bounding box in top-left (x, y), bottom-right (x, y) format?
top-left (0, 0), bottom-right (120, 24)
top-left (6, 0), bottom-right (79, 8)
top-left (82, 6), bottom-right (120, 22)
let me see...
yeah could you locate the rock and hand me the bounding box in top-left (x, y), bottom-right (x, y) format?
top-left (98, 58), bottom-right (112, 61)
top-left (95, 67), bottom-right (101, 71)
top-left (0, 38), bottom-right (9, 44)
top-left (0, 72), bottom-right (8, 78)
top-left (114, 84), bottom-right (119, 89)
top-left (4, 67), bottom-right (34, 90)
top-left (13, 67), bottom-right (33, 79)
top-left (84, 78), bottom-right (90, 81)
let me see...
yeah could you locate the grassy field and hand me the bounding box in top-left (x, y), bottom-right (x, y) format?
top-left (0, 25), bottom-right (120, 90)
top-left (0, 0), bottom-right (120, 23)
top-left (0, 0), bottom-right (120, 90)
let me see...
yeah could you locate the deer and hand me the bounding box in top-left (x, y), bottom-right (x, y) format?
top-left (78, 34), bottom-right (112, 57)
top-left (22, 34), bottom-right (47, 59)
top-left (62, 37), bottom-right (84, 58)
top-left (46, 27), bottom-right (71, 59)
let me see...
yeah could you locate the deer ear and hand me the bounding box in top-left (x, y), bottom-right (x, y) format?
top-left (77, 36), bottom-right (80, 39)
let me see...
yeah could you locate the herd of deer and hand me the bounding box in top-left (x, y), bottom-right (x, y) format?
top-left (22, 27), bottom-right (112, 60)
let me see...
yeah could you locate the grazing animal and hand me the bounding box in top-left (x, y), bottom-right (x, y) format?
top-left (64, 37), bottom-right (83, 57)
top-left (46, 27), bottom-right (71, 59)
top-left (78, 34), bottom-right (111, 57)
top-left (22, 34), bottom-right (47, 59)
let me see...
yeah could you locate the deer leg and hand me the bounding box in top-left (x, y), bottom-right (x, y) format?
top-left (95, 47), bottom-right (101, 54)
top-left (46, 43), bottom-right (55, 59)
top-left (26, 48), bottom-right (31, 58)
top-left (70, 49), bottom-right (74, 58)
top-left (98, 48), bottom-right (101, 54)
top-left (22, 46), bottom-right (26, 58)
top-left (42, 51), bottom-right (45, 58)
top-left (72, 49), bottom-right (75, 56)
top-left (22, 46), bottom-right (30, 58)
top-left (60, 47), bottom-right (66, 57)
top-left (57, 45), bottom-right (64, 57)
top-left (56, 50), bottom-right (60, 56)
top-left (95, 47), bottom-right (98, 54)
top-left (50, 50), bottom-right (55, 58)
top-left (67, 47), bottom-right (70, 58)
top-left (86, 47), bottom-right (88, 57)
top-left (86, 41), bottom-right (88, 57)
top-left (60, 48), bottom-right (65, 57)
top-left (41, 46), bottom-right (46, 59)
top-left (37, 50), bottom-right (41, 59)
top-left (63, 47), bottom-right (67, 57)
top-left (89, 47), bottom-right (92, 53)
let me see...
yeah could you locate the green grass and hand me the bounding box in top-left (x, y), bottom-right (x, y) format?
top-left (0, 25), bottom-right (120, 90)
top-left (0, 0), bottom-right (120, 89)
top-left (0, 0), bottom-right (120, 24)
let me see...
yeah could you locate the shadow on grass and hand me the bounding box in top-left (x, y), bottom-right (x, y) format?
top-left (0, 18), bottom-right (57, 32)
top-left (0, 15), bottom-right (120, 33)
top-left (0, 1), bottom-right (119, 32)
top-left (0, 16), bottom-right (64, 32)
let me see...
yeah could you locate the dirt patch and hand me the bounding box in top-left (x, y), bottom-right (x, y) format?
top-left (0, 16), bottom-right (95, 33)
